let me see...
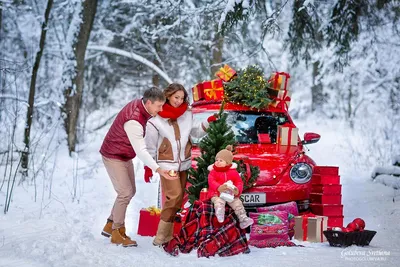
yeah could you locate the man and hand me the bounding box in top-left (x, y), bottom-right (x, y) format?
top-left (100, 87), bottom-right (174, 247)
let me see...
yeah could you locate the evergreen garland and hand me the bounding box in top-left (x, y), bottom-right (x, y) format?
top-left (224, 65), bottom-right (275, 109)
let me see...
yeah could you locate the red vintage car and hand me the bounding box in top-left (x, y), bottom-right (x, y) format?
top-left (191, 100), bottom-right (321, 212)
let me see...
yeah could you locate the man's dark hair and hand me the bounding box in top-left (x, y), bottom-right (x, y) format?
top-left (142, 87), bottom-right (166, 103)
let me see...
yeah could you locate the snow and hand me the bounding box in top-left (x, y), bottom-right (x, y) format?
top-left (86, 45), bottom-right (173, 84)
top-left (371, 166), bottom-right (400, 179)
top-left (1, 119), bottom-right (399, 267)
top-left (374, 175), bottom-right (400, 190)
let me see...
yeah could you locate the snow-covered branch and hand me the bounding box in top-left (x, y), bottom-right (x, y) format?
top-left (86, 45), bottom-right (173, 84)
top-left (0, 94), bottom-right (60, 108)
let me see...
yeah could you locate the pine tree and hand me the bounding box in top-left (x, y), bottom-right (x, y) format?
top-left (186, 102), bottom-right (260, 204)
top-left (224, 65), bottom-right (274, 109)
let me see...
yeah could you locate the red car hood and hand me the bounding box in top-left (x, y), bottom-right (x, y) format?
top-left (192, 144), bottom-right (302, 186)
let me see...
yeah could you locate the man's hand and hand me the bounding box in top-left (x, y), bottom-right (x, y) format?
top-left (217, 184), bottom-right (228, 193)
top-left (157, 168), bottom-right (178, 180)
top-left (144, 166), bottom-right (153, 183)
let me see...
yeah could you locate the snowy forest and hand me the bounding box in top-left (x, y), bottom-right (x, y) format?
top-left (1, 1), bottom-right (400, 266)
top-left (1, 0), bottom-right (400, 216)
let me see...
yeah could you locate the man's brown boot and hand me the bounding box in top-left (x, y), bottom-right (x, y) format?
top-left (111, 228), bottom-right (138, 247)
top-left (153, 220), bottom-right (173, 246)
top-left (101, 219), bottom-right (113, 238)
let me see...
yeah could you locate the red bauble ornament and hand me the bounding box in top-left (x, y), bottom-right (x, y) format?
top-left (353, 218), bottom-right (366, 230)
top-left (346, 222), bottom-right (358, 231)
top-left (341, 227), bottom-right (352, 232)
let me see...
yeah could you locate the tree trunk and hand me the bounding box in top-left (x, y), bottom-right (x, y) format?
top-left (311, 60), bottom-right (324, 112)
top-left (0, 1), bottom-right (3, 33)
top-left (21, 0), bottom-right (53, 170)
top-left (63, 0), bottom-right (97, 155)
top-left (210, 33), bottom-right (224, 78)
top-left (152, 41), bottom-right (161, 87)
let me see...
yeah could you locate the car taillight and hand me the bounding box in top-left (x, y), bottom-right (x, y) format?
top-left (289, 163), bottom-right (312, 184)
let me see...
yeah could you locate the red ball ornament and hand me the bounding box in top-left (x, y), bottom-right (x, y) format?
top-left (341, 227), bottom-right (351, 232)
top-left (346, 222), bottom-right (358, 231)
top-left (352, 218), bottom-right (366, 230)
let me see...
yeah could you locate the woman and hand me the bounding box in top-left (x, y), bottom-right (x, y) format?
top-left (145, 83), bottom-right (215, 246)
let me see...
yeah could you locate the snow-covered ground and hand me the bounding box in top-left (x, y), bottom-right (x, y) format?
top-left (0, 119), bottom-right (399, 267)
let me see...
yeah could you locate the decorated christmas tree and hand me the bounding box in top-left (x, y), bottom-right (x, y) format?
top-left (186, 103), bottom-right (260, 204)
top-left (224, 65), bottom-right (276, 109)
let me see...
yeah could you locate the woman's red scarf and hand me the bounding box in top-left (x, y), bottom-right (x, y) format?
top-left (213, 164), bottom-right (232, 172)
top-left (158, 102), bottom-right (188, 119)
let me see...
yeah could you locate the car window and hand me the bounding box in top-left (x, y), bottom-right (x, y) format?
top-left (192, 111), bottom-right (289, 144)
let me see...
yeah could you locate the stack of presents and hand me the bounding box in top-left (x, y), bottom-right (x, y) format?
top-left (191, 64), bottom-right (291, 110)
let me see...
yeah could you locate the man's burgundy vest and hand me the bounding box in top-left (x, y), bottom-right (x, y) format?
top-left (100, 99), bottom-right (152, 161)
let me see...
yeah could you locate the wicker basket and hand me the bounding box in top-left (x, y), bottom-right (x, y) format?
top-left (323, 230), bottom-right (377, 247)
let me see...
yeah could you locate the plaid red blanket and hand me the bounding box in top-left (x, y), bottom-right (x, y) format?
top-left (163, 200), bottom-right (250, 258)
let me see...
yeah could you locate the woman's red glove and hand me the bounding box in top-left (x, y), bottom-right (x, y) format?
top-left (207, 114), bottom-right (218, 123)
top-left (144, 166), bottom-right (153, 183)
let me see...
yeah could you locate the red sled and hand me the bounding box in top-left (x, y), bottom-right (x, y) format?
top-left (327, 216), bottom-right (344, 228)
top-left (310, 203), bottom-right (343, 217)
top-left (137, 209), bottom-right (160, 236)
top-left (312, 184), bottom-right (342, 195)
top-left (313, 166), bottom-right (339, 176)
top-left (310, 193), bottom-right (342, 205)
top-left (312, 174), bottom-right (341, 185)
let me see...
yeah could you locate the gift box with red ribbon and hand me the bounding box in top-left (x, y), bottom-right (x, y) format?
top-left (137, 206), bottom-right (161, 236)
top-left (215, 64), bottom-right (237, 82)
top-left (277, 125), bottom-right (298, 146)
top-left (203, 79), bottom-right (224, 101)
top-left (192, 82), bottom-right (205, 102)
top-left (269, 90), bottom-right (292, 110)
top-left (294, 214), bottom-right (328, 242)
top-left (267, 72), bottom-right (291, 91)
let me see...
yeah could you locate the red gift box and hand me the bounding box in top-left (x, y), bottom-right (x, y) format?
top-left (258, 133), bottom-right (271, 144)
top-left (314, 166), bottom-right (339, 176)
top-left (215, 64), bottom-right (237, 82)
top-left (203, 79), bottom-right (224, 101)
top-left (310, 193), bottom-right (342, 205)
top-left (137, 207), bottom-right (161, 236)
top-left (311, 174), bottom-right (341, 185)
top-left (327, 216), bottom-right (344, 228)
top-left (192, 82), bottom-right (205, 102)
top-left (312, 184), bottom-right (342, 195)
top-left (310, 204), bottom-right (343, 217)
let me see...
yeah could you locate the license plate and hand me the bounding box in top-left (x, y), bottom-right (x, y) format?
top-left (240, 193), bottom-right (266, 206)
